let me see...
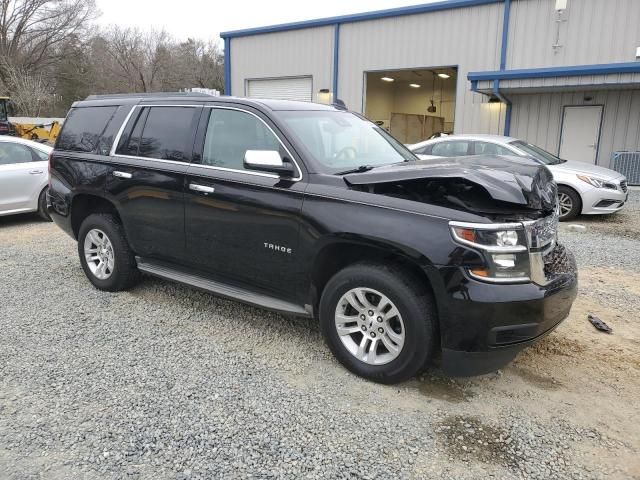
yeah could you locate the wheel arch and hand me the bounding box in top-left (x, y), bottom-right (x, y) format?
top-left (70, 193), bottom-right (123, 239)
top-left (308, 237), bottom-right (443, 343)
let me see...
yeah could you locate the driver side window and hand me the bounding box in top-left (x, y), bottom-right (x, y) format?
top-left (202, 108), bottom-right (281, 171)
top-left (431, 141), bottom-right (471, 157)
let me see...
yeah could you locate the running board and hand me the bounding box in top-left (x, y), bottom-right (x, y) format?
top-left (136, 257), bottom-right (310, 317)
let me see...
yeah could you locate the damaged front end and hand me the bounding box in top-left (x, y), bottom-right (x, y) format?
top-left (345, 155), bottom-right (575, 285)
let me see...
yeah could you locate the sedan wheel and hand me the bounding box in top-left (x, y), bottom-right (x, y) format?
top-left (334, 287), bottom-right (406, 365)
top-left (558, 192), bottom-right (573, 218)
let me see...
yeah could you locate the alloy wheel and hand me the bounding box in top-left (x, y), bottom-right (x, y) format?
top-left (84, 228), bottom-right (115, 280)
top-left (558, 192), bottom-right (573, 218)
top-left (334, 287), bottom-right (405, 365)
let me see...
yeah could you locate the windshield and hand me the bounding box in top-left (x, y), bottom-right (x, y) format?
top-left (279, 110), bottom-right (416, 172)
top-left (510, 140), bottom-right (565, 165)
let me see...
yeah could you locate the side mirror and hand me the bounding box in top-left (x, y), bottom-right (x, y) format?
top-left (244, 150), bottom-right (295, 177)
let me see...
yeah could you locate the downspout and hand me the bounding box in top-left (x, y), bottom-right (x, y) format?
top-left (496, 0), bottom-right (512, 136)
top-left (332, 24), bottom-right (340, 100)
top-left (224, 37), bottom-right (232, 96)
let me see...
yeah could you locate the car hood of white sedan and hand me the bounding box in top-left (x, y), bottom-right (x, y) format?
top-left (550, 160), bottom-right (624, 179)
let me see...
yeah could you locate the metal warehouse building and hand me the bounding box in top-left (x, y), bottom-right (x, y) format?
top-left (221, 0), bottom-right (640, 168)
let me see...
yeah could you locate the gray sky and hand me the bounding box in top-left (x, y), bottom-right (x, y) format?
top-left (94, 0), bottom-right (435, 43)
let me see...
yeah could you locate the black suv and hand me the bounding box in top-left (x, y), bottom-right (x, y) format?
top-left (48, 93), bottom-right (577, 384)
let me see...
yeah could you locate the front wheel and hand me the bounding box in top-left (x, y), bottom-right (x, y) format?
top-left (319, 262), bottom-right (437, 384)
top-left (77, 214), bottom-right (140, 291)
top-left (557, 186), bottom-right (582, 221)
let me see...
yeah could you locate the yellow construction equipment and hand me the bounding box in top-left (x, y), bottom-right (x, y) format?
top-left (0, 97), bottom-right (61, 144)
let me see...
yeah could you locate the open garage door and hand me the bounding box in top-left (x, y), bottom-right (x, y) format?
top-left (247, 77), bottom-right (312, 101)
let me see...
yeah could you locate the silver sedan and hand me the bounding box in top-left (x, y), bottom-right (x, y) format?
top-left (408, 134), bottom-right (628, 221)
top-left (0, 136), bottom-right (52, 221)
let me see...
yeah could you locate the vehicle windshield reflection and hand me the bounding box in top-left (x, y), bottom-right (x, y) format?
top-left (280, 110), bottom-right (416, 173)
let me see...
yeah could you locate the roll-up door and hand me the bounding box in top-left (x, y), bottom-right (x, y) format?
top-left (247, 77), bottom-right (312, 102)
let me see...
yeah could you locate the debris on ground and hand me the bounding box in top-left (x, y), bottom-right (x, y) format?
top-left (588, 314), bottom-right (613, 334)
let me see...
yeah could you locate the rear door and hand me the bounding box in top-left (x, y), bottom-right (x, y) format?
top-left (0, 142), bottom-right (46, 213)
top-left (107, 104), bottom-right (202, 263)
top-left (184, 105), bottom-right (306, 300)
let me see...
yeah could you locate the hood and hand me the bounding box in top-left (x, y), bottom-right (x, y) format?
top-left (551, 160), bottom-right (624, 179)
top-left (344, 155), bottom-right (558, 211)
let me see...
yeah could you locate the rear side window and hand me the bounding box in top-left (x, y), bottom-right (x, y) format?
top-left (431, 141), bottom-right (471, 157)
top-left (57, 106), bottom-right (117, 152)
top-left (116, 106), bottom-right (197, 162)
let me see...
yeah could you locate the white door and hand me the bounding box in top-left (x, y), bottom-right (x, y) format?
top-left (559, 105), bottom-right (603, 164)
top-left (0, 142), bottom-right (46, 214)
top-left (247, 77), bottom-right (312, 102)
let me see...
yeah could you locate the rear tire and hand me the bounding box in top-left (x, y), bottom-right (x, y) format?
top-left (77, 213), bottom-right (140, 291)
top-left (319, 262), bottom-right (437, 384)
top-left (37, 187), bottom-right (52, 222)
top-left (558, 186), bottom-right (582, 221)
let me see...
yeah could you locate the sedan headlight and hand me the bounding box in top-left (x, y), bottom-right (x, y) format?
top-left (450, 222), bottom-right (531, 282)
top-left (576, 174), bottom-right (617, 190)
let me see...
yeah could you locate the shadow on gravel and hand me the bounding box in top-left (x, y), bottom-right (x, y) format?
top-left (437, 416), bottom-right (523, 469)
top-left (0, 212), bottom-right (44, 228)
top-left (411, 375), bottom-right (476, 403)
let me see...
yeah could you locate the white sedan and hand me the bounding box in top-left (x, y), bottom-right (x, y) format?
top-left (0, 136), bottom-right (52, 221)
top-left (409, 134), bottom-right (628, 221)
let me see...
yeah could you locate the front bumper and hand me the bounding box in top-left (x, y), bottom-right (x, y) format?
top-left (580, 184), bottom-right (628, 215)
top-left (436, 245), bottom-right (578, 376)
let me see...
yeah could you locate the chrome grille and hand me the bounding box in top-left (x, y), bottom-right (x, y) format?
top-left (524, 210), bottom-right (559, 253)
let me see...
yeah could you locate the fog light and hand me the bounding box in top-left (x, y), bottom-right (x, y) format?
top-left (492, 254), bottom-right (516, 269)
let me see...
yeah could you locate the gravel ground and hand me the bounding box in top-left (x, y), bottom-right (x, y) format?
top-left (1, 192), bottom-right (639, 479)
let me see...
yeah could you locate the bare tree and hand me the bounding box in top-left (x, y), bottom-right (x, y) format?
top-left (2, 61), bottom-right (55, 115)
top-left (0, 0), bottom-right (97, 83)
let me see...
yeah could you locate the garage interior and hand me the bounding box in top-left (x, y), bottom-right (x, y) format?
top-left (364, 67), bottom-right (457, 145)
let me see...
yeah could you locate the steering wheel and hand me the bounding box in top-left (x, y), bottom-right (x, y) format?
top-left (334, 146), bottom-right (358, 161)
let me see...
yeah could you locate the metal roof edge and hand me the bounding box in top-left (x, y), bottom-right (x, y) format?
top-left (468, 62), bottom-right (640, 81)
top-left (220, 0), bottom-right (503, 38)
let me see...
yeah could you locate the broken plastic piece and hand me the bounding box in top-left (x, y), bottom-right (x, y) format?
top-left (588, 314), bottom-right (612, 334)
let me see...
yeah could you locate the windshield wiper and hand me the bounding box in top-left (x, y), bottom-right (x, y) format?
top-left (335, 165), bottom-right (375, 175)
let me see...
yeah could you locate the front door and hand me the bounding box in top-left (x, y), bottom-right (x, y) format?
top-left (0, 142), bottom-right (45, 213)
top-left (559, 105), bottom-right (603, 164)
top-left (184, 106), bottom-right (306, 301)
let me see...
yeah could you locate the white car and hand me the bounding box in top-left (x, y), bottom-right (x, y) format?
top-left (409, 134), bottom-right (628, 221)
top-left (0, 136), bottom-right (52, 221)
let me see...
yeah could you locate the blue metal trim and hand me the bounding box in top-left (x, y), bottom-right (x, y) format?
top-left (220, 0), bottom-right (504, 38)
top-left (224, 37), bottom-right (231, 95)
top-left (332, 24), bottom-right (340, 98)
top-left (469, 61), bottom-right (640, 82)
top-left (499, 0), bottom-right (511, 70)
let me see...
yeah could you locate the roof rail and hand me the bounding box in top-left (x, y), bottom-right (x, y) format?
top-left (84, 92), bottom-right (213, 100)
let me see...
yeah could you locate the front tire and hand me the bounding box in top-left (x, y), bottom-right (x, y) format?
top-left (557, 186), bottom-right (582, 221)
top-left (319, 262), bottom-right (437, 384)
top-left (77, 214), bottom-right (140, 291)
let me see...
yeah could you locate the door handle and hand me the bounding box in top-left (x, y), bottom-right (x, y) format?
top-left (113, 171), bottom-right (132, 179)
top-left (189, 183), bottom-right (215, 194)
top-left (29, 169), bottom-right (43, 175)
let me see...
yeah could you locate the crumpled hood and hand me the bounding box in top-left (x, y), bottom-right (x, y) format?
top-left (344, 155), bottom-right (558, 211)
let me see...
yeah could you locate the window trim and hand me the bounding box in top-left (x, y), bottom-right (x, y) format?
top-left (111, 104), bottom-right (303, 182)
top-left (195, 106), bottom-right (303, 182)
top-left (110, 104), bottom-right (201, 166)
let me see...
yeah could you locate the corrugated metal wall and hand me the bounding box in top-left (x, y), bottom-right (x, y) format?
top-left (510, 89), bottom-right (640, 167)
top-left (507, 0), bottom-right (640, 69)
top-left (230, 26), bottom-right (334, 100)
top-left (338, 2), bottom-right (506, 135)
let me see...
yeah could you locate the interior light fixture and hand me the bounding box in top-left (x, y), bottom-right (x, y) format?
top-left (488, 95), bottom-right (501, 103)
top-left (409, 83), bottom-right (421, 88)
top-left (381, 77), bottom-right (394, 82)
top-left (437, 73), bottom-right (451, 79)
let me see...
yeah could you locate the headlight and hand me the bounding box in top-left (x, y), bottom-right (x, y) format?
top-left (450, 222), bottom-right (531, 282)
top-left (577, 174), bottom-right (617, 190)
